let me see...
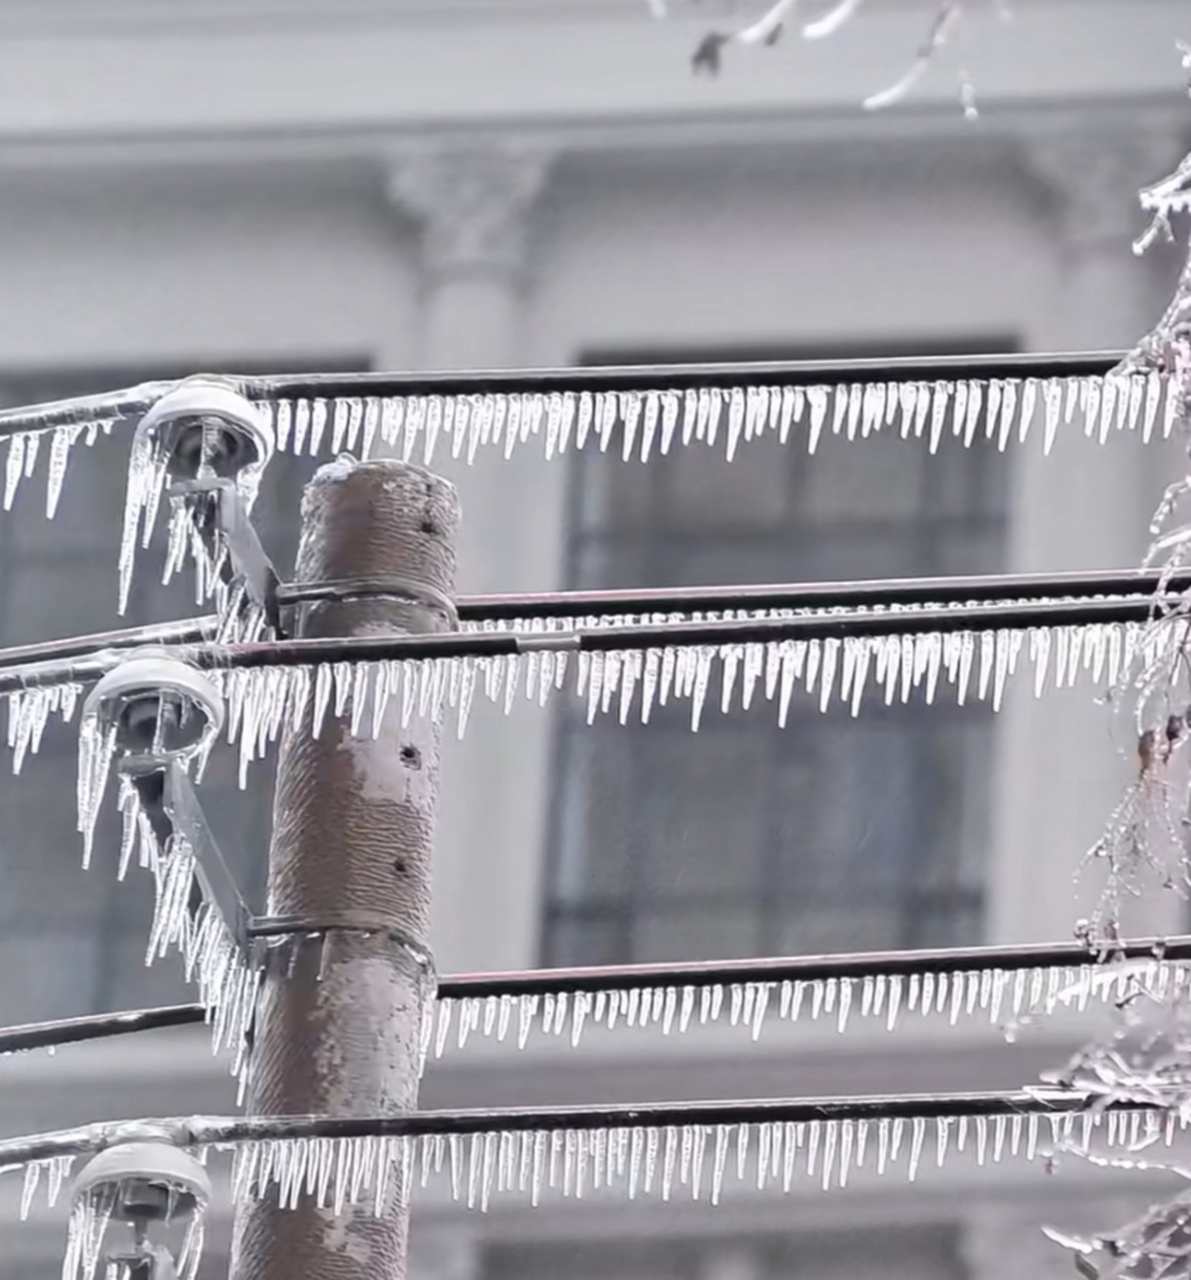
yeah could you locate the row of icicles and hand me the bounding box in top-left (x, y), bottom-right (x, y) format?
top-left (0, 368), bottom-right (1177, 530)
top-left (14, 617), bottom-right (1171, 840)
top-left (13, 1106), bottom-right (1187, 1237)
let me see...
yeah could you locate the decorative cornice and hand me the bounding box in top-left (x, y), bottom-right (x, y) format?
top-left (1024, 119), bottom-right (1189, 256)
top-left (387, 144), bottom-right (554, 281)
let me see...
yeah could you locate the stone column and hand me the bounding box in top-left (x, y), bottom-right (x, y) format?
top-left (990, 124), bottom-right (1186, 944)
top-left (387, 144), bottom-right (551, 372)
top-left (384, 144), bottom-right (563, 973)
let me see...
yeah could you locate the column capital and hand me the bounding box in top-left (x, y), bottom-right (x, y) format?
top-left (1023, 118), bottom-right (1188, 256)
top-left (386, 142), bottom-right (554, 281)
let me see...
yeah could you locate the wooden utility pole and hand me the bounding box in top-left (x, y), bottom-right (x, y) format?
top-left (229, 459), bottom-right (459, 1280)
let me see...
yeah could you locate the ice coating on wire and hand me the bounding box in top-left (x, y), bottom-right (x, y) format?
top-left (6, 682), bottom-right (80, 776)
top-left (14, 1155), bottom-right (74, 1222)
top-left (430, 959), bottom-right (1188, 1055)
top-left (257, 371), bottom-right (1177, 470)
top-left (0, 1099), bottom-right (1174, 1221)
top-left (210, 618), bottom-right (1150, 789)
top-left (175, 1107), bottom-right (1191, 1215)
top-left (1, 419), bottom-right (119, 523)
top-left (1, 615), bottom-right (1158, 784)
top-left (0, 373), bottom-right (1177, 593)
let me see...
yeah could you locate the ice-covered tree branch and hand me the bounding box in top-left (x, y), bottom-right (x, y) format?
top-left (686, 0), bottom-right (978, 114)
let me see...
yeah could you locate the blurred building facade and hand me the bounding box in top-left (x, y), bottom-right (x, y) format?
top-left (0, 1), bottom-right (1189, 1276)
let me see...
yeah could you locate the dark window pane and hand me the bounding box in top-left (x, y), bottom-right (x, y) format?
top-left (543, 913), bottom-right (624, 969)
top-left (659, 431), bottom-right (791, 530)
top-left (799, 429), bottom-right (926, 523)
top-left (632, 907), bottom-right (759, 964)
top-left (637, 726), bottom-right (768, 899)
top-left (545, 340), bottom-right (1012, 965)
top-left (553, 723), bottom-right (638, 906)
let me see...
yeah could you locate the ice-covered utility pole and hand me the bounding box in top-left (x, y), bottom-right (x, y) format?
top-left (229, 459), bottom-right (459, 1280)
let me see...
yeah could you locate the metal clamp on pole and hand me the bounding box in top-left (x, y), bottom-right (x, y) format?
top-left (245, 913), bottom-right (435, 973)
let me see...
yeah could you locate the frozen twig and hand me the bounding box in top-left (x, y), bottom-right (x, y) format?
top-left (1052, 42), bottom-right (1191, 1280)
top-left (863, 2), bottom-right (963, 112)
top-left (689, 0), bottom-right (979, 116)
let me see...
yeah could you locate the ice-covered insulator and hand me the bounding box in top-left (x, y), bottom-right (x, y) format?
top-left (136, 377), bottom-right (273, 487)
top-left (71, 1143), bottom-right (210, 1229)
top-left (65, 1143), bottom-right (210, 1280)
top-left (120, 377), bottom-right (274, 615)
top-left (83, 651), bottom-right (224, 762)
top-left (77, 652), bottom-right (225, 866)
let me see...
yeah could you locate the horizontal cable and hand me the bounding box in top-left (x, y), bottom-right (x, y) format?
top-left (0, 567), bottom-right (1179, 679)
top-left (450, 567), bottom-right (1189, 623)
top-left (0, 1089), bottom-right (1134, 1168)
top-left (439, 935), bottom-right (1191, 1000)
top-left (245, 351), bottom-right (1123, 403)
top-left (4, 936), bottom-right (1185, 1057)
top-left (0, 616), bottom-right (219, 671)
top-left (102, 597), bottom-right (1176, 671)
top-left (0, 597), bottom-right (1162, 696)
top-left (6, 596), bottom-right (1176, 782)
top-left (0, 1004), bottom-right (206, 1055)
top-left (0, 353), bottom-right (1123, 442)
top-left (8, 1091), bottom-right (1172, 1218)
top-left (0, 567), bottom-right (1178, 680)
top-left (0, 380), bottom-right (167, 439)
top-left (0, 351), bottom-right (1173, 532)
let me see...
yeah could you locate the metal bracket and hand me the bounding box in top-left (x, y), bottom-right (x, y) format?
top-left (119, 755), bottom-right (251, 957)
top-left (167, 476), bottom-right (282, 636)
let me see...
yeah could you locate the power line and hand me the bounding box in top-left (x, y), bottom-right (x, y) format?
top-left (0, 595), bottom-right (1164, 696)
top-left (0, 565), bottom-right (1177, 681)
top-left (0, 352), bottom-right (1127, 442)
top-left (245, 350), bottom-right (1124, 403)
top-left (0, 1089), bottom-right (1130, 1167)
top-left (0, 566), bottom-right (1176, 681)
top-left (4, 935), bottom-right (1182, 1056)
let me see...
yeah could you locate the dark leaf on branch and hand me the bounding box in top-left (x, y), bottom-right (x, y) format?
top-left (1074, 1258), bottom-right (1099, 1280)
top-left (692, 31), bottom-right (731, 75)
top-left (764, 22), bottom-right (784, 46)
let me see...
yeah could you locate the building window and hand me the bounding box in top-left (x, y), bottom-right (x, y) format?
top-left (543, 341), bottom-right (1012, 968)
top-left (0, 358), bottom-right (365, 1023)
